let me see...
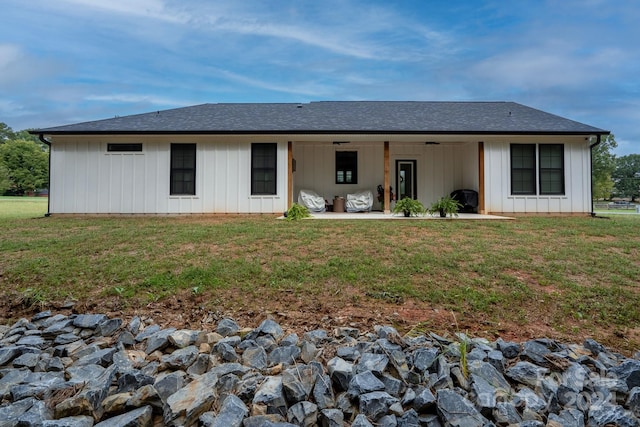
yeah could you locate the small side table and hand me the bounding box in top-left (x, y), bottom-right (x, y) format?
top-left (333, 196), bottom-right (345, 213)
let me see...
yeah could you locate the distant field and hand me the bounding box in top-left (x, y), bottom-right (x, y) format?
top-left (593, 201), bottom-right (639, 215)
top-left (0, 196), bottom-right (48, 218)
top-left (593, 208), bottom-right (639, 215)
top-left (1, 197), bottom-right (639, 353)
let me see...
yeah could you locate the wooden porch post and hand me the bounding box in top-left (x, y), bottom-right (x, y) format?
top-left (288, 141), bottom-right (293, 209)
top-left (384, 141), bottom-right (390, 214)
top-left (478, 141), bottom-right (485, 214)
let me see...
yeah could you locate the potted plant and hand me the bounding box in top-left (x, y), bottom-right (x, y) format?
top-left (284, 203), bottom-right (311, 220)
top-left (392, 197), bottom-right (426, 217)
top-left (428, 195), bottom-right (463, 218)
top-left (377, 185), bottom-right (395, 211)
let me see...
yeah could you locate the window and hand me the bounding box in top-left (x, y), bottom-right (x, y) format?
top-left (170, 144), bottom-right (196, 195)
top-left (336, 151), bottom-right (357, 184)
top-left (539, 144), bottom-right (564, 195)
top-left (107, 143), bottom-right (142, 152)
top-left (510, 144), bottom-right (536, 195)
top-left (510, 144), bottom-right (565, 196)
top-left (251, 143), bottom-right (277, 195)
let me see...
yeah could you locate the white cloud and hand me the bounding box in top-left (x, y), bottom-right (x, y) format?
top-left (214, 20), bottom-right (379, 60)
top-left (0, 44), bottom-right (33, 87)
top-left (471, 42), bottom-right (626, 90)
top-left (179, 2), bottom-right (453, 62)
top-left (56, 0), bottom-right (188, 23)
top-left (0, 98), bottom-right (23, 116)
top-left (50, 1), bottom-right (382, 59)
top-left (85, 94), bottom-right (192, 106)
top-left (0, 43), bottom-right (64, 91)
top-left (211, 68), bottom-right (333, 97)
top-left (0, 44), bottom-right (21, 66)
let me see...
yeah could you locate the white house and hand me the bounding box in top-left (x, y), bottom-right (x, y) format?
top-left (32, 101), bottom-right (609, 215)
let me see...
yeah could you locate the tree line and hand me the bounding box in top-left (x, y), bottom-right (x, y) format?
top-left (0, 123), bottom-right (49, 196)
top-left (0, 121), bottom-right (638, 200)
top-left (592, 135), bottom-right (640, 202)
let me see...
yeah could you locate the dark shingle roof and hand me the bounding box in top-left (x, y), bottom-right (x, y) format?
top-left (32, 101), bottom-right (609, 135)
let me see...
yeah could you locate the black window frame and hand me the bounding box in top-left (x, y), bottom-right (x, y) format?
top-left (107, 143), bottom-right (142, 152)
top-left (539, 144), bottom-right (565, 195)
top-left (170, 143), bottom-right (196, 196)
top-left (335, 151), bottom-right (358, 184)
top-left (251, 143), bottom-right (277, 195)
top-left (510, 144), bottom-right (536, 195)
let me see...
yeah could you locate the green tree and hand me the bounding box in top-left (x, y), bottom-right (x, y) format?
top-left (0, 139), bottom-right (49, 195)
top-left (0, 122), bottom-right (16, 144)
top-left (15, 129), bottom-right (42, 143)
top-left (592, 134), bottom-right (617, 200)
top-left (0, 163), bottom-right (10, 194)
top-left (613, 154), bottom-right (640, 201)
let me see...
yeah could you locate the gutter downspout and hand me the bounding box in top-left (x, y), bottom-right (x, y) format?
top-left (589, 134), bottom-right (602, 217)
top-left (38, 134), bottom-right (52, 217)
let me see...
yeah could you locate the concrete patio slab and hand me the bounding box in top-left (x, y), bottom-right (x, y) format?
top-left (302, 212), bottom-right (514, 220)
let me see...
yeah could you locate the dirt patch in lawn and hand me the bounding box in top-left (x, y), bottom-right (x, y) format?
top-left (2, 286), bottom-right (636, 355)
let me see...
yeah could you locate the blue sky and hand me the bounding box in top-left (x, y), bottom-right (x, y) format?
top-left (1, 0), bottom-right (638, 155)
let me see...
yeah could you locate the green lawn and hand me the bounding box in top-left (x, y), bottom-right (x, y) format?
top-left (1, 197), bottom-right (639, 352)
top-left (0, 196), bottom-right (48, 218)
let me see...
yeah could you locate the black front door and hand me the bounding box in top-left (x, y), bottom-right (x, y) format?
top-left (396, 160), bottom-right (417, 200)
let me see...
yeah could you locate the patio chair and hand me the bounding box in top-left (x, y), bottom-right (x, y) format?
top-left (450, 189), bottom-right (478, 213)
top-left (298, 189), bottom-right (326, 212)
top-left (346, 190), bottom-right (373, 212)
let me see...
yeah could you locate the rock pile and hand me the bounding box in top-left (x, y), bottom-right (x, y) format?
top-left (1, 311), bottom-right (640, 426)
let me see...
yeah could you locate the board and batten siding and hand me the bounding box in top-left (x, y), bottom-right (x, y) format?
top-left (483, 136), bottom-right (592, 214)
top-left (48, 135), bottom-right (289, 214)
top-left (48, 133), bottom-right (592, 215)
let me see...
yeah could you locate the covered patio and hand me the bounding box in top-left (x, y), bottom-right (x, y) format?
top-left (290, 138), bottom-right (483, 215)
